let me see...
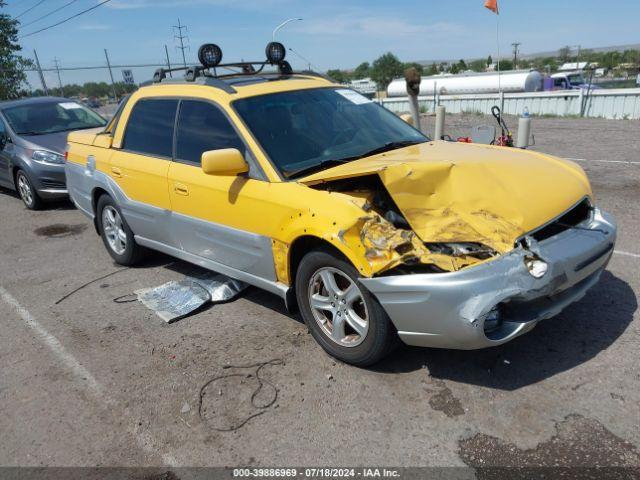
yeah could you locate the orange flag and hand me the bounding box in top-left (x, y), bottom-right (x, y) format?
top-left (484, 0), bottom-right (499, 14)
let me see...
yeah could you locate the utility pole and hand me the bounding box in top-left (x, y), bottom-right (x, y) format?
top-left (104, 49), bottom-right (117, 100)
top-left (52, 57), bottom-right (64, 96)
top-left (33, 49), bottom-right (48, 95)
top-left (511, 42), bottom-right (521, 69)
top-left (173, 18), bottom-right (189, 68)
top-left (164, 44), bottom-right (173, 77)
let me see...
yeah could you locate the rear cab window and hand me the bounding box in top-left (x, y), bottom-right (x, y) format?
top-left (122, 98), bottom-right (178, 158)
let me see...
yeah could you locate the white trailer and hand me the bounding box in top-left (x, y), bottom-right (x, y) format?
top-left (387, 70), bottom-right (544, 97)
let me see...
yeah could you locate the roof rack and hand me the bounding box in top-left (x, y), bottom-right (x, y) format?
top-left (149, 60), bottom-right (331, 93)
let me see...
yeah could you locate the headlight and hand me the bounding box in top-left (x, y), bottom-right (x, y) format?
top-left (32, 150), bottom-right (65, 165)
top-left (425, 242), bottom-right (497, 260)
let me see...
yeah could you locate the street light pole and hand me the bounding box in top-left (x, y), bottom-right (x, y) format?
top-left (272, 17), bottom-right (302, 41)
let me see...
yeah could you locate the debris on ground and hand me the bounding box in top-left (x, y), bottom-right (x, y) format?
top-left (198, 359), bottom-right (283, 432)
top-left (134, 273), bottom-right (248, 323)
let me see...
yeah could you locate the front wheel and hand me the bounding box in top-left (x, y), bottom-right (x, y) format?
top-left (295, 249), bottom-right (398, 367)
top-left (16, 170), bottom-right (43, 210)
top-left (96, 195), bottom-right (146, 265)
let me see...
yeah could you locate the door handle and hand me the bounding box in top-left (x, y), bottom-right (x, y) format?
top-left (174, 183), bottom-right (189, 196)
top-left (110, 167), bottom-right (122, 178)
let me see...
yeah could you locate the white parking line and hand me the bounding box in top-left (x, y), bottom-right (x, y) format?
top-left (614, 250), bottom-right (640, 259)
top-left (566, 157), bottom-right (640, 165)
top-left (0, 286), bottom-right (178, 467)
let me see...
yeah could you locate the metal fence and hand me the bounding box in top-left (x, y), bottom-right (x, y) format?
top-left (381, 88), bottom-right (640, 120)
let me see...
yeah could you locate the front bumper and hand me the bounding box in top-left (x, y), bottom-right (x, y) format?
top-left (360, 208), bottom-right (617, 350)
top-left (30, 162), bottom-right (67, 199)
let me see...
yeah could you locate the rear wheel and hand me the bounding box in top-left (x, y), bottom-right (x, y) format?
top-left (295, 249), bottom-right (398, 366)
top-left (96, 195), bottom-right (146, 265)
top-left (16, 170), bottom-right (42, 210)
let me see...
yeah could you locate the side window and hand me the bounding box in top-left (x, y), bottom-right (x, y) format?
top-left (123, 99), bottom-right (178, 158)
top-left (175, 100), bottom-right (245, 165)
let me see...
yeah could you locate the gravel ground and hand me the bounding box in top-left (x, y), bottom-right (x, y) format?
top-left (0, 115), bottom-right (638, 475)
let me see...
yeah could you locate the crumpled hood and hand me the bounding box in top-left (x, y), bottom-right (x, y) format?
top-left (300, 141), bottom-right (592, 253)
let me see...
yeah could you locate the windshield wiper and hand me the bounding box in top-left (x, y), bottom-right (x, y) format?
top-left (285, 140), bottom-right (425, 180)
top-left (335, 140), bottom-right (425, 163)
top-left (18, 131), bottom-right (48, 136)
top-left (286, 159), bottom-right (351, 180)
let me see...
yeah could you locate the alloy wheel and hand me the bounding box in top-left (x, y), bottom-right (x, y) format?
top-left (101, 205), bottom-right (127, 255)
top-left (308, 267), bottom-right (369, 347)
top-left (17, 173), bottom-right (34, 207)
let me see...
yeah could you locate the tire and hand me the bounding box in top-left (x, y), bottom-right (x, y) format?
top-left (15, 170), bottom-right (43, 210)
top-left (96, 194), bottom-right (146, 265)
top-left (295, 249), bottom-right (398, 367)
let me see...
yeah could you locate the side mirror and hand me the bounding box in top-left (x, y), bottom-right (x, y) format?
top-left (0, 134), bottom-right (9, 150)
top-left (201, 148), bottom-right (248, 176)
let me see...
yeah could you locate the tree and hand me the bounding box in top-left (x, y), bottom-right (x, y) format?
top-left (370, 52), bottom-right (404, 91)
top-left (457, 59), bottom-right (467, 71)
top-left (0, 1), bottom-right (33, 99)
top-left (470, 59), bottom-right (487, 72)
top-left (402, 62), bottom-right (423, 75)
top-left (428, 62), bottom-right (439, 75)
top-left (326, 69), bottom-right (349, 84)
top-left (498, 59), bottom-right (513, 71)
top-left (487, 55), bottom-right (493, 67)
top-left (449, 63), bottom-right (460, 75)
top-left (353, 62), bottom-right (370, 79)
top-left (558, 46), bottom-right (572, 63)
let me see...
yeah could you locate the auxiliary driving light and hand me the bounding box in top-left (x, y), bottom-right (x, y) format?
top-left (198, 43), bottom-right (223, 68)
top-left (525, 256), bottom-right (548, 279)
top-left (265, 41), bottom-right (286, 64)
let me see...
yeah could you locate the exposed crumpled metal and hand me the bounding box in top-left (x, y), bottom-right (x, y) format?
top-left (135, 273), bottom-right (248, 323)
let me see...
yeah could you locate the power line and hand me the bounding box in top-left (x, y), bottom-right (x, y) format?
top-left (15, 0), bottom-right (46, 19)
top-left (20, 0), bottom-right (112, 39)
top-left (20, 0), bottom-right (81, 29)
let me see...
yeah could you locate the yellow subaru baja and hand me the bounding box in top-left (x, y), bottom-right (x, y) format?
top-left (65, 43), bottom-right (617, 366)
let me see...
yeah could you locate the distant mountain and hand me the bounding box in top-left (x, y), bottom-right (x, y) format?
top-left (416, 43), bottom-right (640, 65)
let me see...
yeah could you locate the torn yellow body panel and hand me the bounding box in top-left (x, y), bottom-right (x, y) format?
top-left (344, 214), bottom-right (484, 273)
top-left (300, 141), bottom-right (592, 253)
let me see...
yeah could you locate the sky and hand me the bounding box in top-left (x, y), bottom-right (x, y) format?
top-left (4, 0), bottom-right (640, 89)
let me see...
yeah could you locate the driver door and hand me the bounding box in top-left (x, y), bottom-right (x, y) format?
top-left (167, 99), bottom-right (279, 280)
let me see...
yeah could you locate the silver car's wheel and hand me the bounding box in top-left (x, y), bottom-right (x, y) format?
top-left (17, 172), bottom-right (34, 207)
top-left (101, 205), bottom-right (127, 255)
top-left (308, 267), bottom-right (369, 347)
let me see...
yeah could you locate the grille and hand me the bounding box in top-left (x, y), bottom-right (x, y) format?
top-left (528, 198), bottom-right (593, 243)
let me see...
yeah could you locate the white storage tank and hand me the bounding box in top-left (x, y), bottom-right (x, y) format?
top-left (387, 70), bottom-right (544, 97)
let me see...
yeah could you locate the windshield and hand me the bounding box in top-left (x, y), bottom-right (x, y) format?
top-left (567, 74), bottom-right (585, 86)
top-left (2, 100), bottom-right (107, 135)
top-left (233, 88), bottom-right (428, 179)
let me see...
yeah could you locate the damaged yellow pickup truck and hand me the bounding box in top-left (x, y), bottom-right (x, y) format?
top-left (65, 43), bottom-right (617, 366)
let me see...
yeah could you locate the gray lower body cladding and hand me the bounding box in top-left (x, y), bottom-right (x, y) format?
top-left (360, 209), bottom-right (617, 350)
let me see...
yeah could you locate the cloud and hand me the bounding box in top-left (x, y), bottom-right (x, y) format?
top-left (299, 15), bottom-right (464, 39)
